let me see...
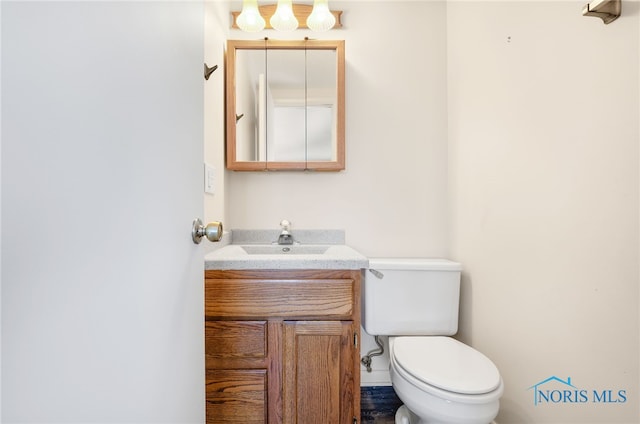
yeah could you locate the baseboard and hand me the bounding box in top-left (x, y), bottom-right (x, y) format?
top-left (360, 369), bottom-right (391, 386)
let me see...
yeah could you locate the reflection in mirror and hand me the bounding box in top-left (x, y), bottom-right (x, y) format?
top-left (305, 49), bottom-right (337, 161)
top-left (226, 40), bottom-right (345, 171)
top-left (267, 48), bottom-right (306, 162)
top-left (235, 48), bottom-right (265, 162)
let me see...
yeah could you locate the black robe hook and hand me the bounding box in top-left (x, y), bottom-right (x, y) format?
top-left (204, 63), bottom-right (218, 80)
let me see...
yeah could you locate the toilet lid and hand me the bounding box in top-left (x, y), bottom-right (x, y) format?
top-left (393, 336), bottom-right (501, 395)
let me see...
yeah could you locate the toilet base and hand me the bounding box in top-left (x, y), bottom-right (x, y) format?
top-left (395, 404), bottom-right (498, 424)
top-left (395, 405), bottom-right (414, 424)
top-left (395, 404), bottom-right (499, 424)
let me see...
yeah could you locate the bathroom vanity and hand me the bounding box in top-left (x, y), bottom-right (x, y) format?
top-left (204, 231), bottom-right (367, 424)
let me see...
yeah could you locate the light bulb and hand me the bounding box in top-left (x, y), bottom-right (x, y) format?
top-left (306, 0), bottom-right (335, 32)
top-left (270, 0), bottom-right (298, 31)
top-left (237, 0), bottom-right (265, 32)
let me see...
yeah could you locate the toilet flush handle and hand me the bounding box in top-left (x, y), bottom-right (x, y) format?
top-left (368, 269), bottom-right (384, 279)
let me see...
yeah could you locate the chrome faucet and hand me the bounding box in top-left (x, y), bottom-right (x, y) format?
top-left (277, 220), bottom-right (294, 245)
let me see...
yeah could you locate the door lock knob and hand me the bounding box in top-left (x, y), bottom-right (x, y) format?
top-left (192, 218), bottom-right (223, 244)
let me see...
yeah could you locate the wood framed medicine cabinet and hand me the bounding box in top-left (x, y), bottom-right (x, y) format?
top-left (225, 39), bottom-right (345, 171)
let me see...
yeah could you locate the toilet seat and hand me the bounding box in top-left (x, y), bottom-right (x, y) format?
top-left (392, 336), bottom-right (501, 395)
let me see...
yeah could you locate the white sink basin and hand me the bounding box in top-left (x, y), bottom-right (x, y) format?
top-left (241, 245), bottom-right (330, 255)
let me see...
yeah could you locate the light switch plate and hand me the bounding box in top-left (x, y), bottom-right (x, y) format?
top-left (204, 163), bottom-right (215, 195)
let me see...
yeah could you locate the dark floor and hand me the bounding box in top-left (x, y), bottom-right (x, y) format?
top-left (361, 386), bottom-right (403, 423)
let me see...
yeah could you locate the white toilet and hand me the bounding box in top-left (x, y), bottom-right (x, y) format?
top-left (362, 258), bottom-right (503, 424)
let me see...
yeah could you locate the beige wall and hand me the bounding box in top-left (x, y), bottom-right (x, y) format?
top-left (223, 1), bottom-right (450, 258)
top-left (206, 1), bottom-right (640, 422)
top-left (448, 1), bottom-right (639, 422)
top-left (204, 1), bottom-right (229, 226)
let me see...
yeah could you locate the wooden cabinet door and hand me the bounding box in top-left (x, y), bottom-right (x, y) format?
top-left (283, 321), bottom-right (356, 424)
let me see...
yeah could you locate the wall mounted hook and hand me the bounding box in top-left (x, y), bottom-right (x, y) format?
top-left (583, 0), bottom-right (621, 24)
top-left (235, 113), bottom-right (244, 123)
top-left (204, 63), bottom-right (218, 80)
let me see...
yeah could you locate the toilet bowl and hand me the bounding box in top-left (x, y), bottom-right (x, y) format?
top-left (362, 258), bottom-right (504, 424)
top-left (389, 336), bottom-right (503, 424)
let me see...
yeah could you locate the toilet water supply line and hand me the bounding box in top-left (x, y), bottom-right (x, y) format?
top-left (361, 268), bottom-right (386, 372)
top-left (361, 335), bottom-right (385, 372)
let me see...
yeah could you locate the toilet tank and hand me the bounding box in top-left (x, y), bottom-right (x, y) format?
top-left (362, 258), bottom-right (462, 336)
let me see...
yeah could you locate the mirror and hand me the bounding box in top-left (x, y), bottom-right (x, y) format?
top-left (226, 39), bottom-right (345, 171)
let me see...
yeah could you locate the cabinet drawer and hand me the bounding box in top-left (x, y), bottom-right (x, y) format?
top-left (205, 321), bottom-right (267, 359)
top-left (206, 369), bottom-right (267, 424)
top-left (205, 279), bottom-right (354, 319)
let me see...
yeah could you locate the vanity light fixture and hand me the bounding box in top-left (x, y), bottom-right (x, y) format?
top-left (306, 0), bottom-right (335, 31)
top-left (236, 0), bottom-right (266, 32)
top-left (270, 0), bottom-right (298, 31)
top-left (232, 0), bottom-right (341, 32)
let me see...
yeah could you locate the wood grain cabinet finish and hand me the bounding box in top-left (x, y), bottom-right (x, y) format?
top-left (205, 269), bottom-right (362, 424)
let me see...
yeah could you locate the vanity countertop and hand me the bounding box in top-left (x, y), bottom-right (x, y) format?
top-left (204, 229), bottom-right (368, 270)
top-left (205, 244), bottom-right (368, 270)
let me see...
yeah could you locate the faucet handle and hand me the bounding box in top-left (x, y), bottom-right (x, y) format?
top-left (280, 220), bottom-right (291, 232)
